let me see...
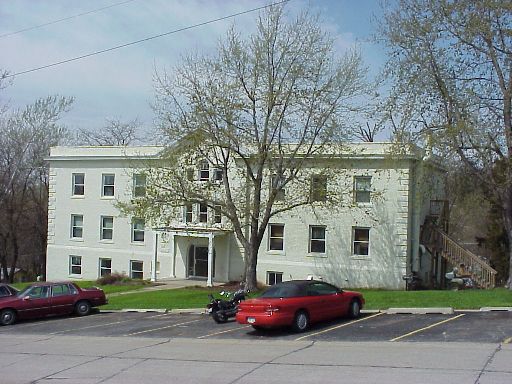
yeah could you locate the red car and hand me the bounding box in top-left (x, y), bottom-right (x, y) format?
top-left (0, 281), bottom-right (107, 326)
top-left (236, 280), bottom-right (364, 332)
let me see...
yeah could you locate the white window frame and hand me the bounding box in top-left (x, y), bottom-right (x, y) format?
top-left (199, 161), bottom-right (209, 181)
top-left (102, 174), bottom-right (115, 197)
top-left (267, 271), bottom-right (283, 285)
top-left (72, 173), bottom-right (85, 196)
top-left (271, 174), bottom-right (285, 201)
top-left (71, 214), bottom-right (84, 239)
top-left (100, 216), bottom-right (114, 241)
top-left (213, 205), bottom-right (222, 224)
top-left (184, 203), bottom-right (193, 223)
top-left (310, 175), bottom-right (327, 202)
top-left (213, 168), bottom-right (223, 182)
top-left (99, 258), bottom-right (112, 277)
top-left (353, 227), bottom-right (370, 256)
top-left (130, 260), bottom-right (144, 279)
top-left (309, 225), bottom-right (326, 254)
top-left (199, 203), bottom-right (208, 223)
top-left (133, 173), bottom-right (146, 197)
top-left (268, 224), bottom-right (285, 251)
top-left (69, 255), bottom-right (82, 275)
top-left (354, 176), bottom-right (372, 204)
top-left (132, 219), bottom-right (145, 243)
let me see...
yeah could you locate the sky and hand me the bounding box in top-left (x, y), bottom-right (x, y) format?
top-left (0, 0), bottom-right (388, 141)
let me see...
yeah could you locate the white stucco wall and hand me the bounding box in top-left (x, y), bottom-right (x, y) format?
top-left (46, 144), bottom-right (445, 289)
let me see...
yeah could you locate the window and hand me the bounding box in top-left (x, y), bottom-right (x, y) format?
top-left (353, 227), bottom-right (370, 256)
top-left (199, 161), bottom-right (209, 181)
top-left (268, 224), bottom-right (284, 251)
top-left (267, 271), bottom-right (283, 285)
top-left (184, 203), bottom-right (193, 223)
top-left (130, 260), bottom-right (144, 279)
top-left (133, 174), bottom-right (146, 197)
top-left (186, 168), bottom-right (195, 181)
top-left (52, 284), bottom-right (71, 297)
top-left (213, 168), bottom-right (223, 182)
top-left (307, 282), bottom-right (338, 296)
top-left (132, 219), bottom-right (145, 242)
top-left (72, 173), bottom-right (85, 196)
top-left (99, 258), bottom-right (112, 277)
top-left (26, 285), bottom-right (49, 299)
top-left (69, 255), bottom-right (82, 275)
top-left (100, 216), bottom-right (113, 240)
top-left (310, 175), bottom-right (327, 202)
top-left (199, 203), bottom-right (208, 223)
top-left (271, 174), bottom-right (285, 201)
top-left (102, 174), bottom-right (115, 197)
top-left (214, 205), bottom-right (222, 224)
top-left (309, 225), bottom-right (326, 253)
top-left (71, 214), bottom-right (83, 238)
top-left (355, 176), bottom-right (371, 203)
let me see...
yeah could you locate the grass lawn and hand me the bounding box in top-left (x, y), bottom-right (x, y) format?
top-left (11, 281), bottom-right (149, 295)
top-left (102, 287), bottom-right (512, 311)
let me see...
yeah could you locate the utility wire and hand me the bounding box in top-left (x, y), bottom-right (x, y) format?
top-left (0, 0), bottom-right (138, 39)
top-left (6, 0), bottom-right (290, 79)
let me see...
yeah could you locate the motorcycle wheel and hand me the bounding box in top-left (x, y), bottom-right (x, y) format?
top-left (212, 311), bottom-right (228, 323)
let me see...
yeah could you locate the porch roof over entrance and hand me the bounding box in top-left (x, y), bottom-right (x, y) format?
top-left (153, 226), bottom-right (232, 238)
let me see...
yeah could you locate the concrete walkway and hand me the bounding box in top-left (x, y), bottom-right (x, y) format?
top-left (108, 278), bottom-right (224, 297)
top-left (1, 333), bottom-right (510, 383)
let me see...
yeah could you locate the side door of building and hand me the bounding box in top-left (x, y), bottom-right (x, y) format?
top-left (17, 285), bottom-right (51, 320)
top-left (50, 283), bottom-right (78, 315)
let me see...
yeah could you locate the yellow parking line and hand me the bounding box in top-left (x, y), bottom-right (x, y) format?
top-left (124, 319), bottom-right (202, 336)
top-left (503, 337), bottom-right (512, 344)
top-left (295, 312), bottom-right (384, 341)
top-left (389, 313), bottom-right (465, 342)
top-left (198, 325), bottom-right (251, 339)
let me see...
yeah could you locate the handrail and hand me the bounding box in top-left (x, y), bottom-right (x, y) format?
top-left (432, 226), bottom-right (497, 288)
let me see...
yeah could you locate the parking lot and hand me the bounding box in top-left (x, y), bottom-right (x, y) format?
top-left (2, 309), bottom-right (512, 344)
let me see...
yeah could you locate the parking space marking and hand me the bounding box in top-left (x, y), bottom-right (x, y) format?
top-left (294, 312), bottom-right (384, 341)
top-left (504, 337), bottom-right (512, 344)
top-left (197, 325), bottom-right (252, 339)
top-left (48, 313), bottom-right (171, 335)
top-left (124, 319), bottom-right (202, 336)
top-left (389, 313), bottom-right (465, 342)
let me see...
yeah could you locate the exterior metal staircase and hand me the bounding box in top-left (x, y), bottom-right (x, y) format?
top-left (421, 201), bottom-right (497, 289)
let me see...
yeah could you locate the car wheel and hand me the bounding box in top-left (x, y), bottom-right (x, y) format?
top-left (348, 300), bottom-right (361, 319)
top-left (0, 309), bottom-right (16, 326)
top-left (292, 310), bottom-right (309, 332)
top-left (75, 300), bottom-right (91, 316)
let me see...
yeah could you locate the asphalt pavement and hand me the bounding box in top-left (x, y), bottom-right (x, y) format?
top-left (1, 310), bottom-right (512, 383)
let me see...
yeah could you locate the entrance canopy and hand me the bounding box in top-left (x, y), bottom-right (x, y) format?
top-left (153, 226), bottom-right (232, 286)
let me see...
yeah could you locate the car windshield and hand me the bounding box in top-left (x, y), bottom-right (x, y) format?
top-left (260, 284), bottom-right (303, 298)
top-left (17, 286), bottom-right (33, 297)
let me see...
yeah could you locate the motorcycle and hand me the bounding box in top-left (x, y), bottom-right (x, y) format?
top-left (207, 284), bottom-right (248, 323)
top-left (445, 270), bottom-right (475, 290)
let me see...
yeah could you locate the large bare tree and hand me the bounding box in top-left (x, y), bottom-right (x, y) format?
top-left (380, 0), bottom-right (512, 287)
top-left (0, 96), bottom-right (72, 282)
top-left (76, 118), bottom-right (142, 146)
top-left (126, 6), bottom-right (368, 289)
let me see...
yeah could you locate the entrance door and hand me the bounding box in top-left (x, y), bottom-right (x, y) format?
top-left (188, 245), bottom-right (215, 278)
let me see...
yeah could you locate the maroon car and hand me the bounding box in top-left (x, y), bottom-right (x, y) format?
top-left (0, 281), bottom-right (107, 326)
top-left (236, 280), bottom-right (365, 332)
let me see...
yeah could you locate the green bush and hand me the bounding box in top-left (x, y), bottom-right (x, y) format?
top-left (95, 273), bottom-right (148, 286)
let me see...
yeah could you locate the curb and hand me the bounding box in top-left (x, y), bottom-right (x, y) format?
top-left (386, 307), bottom-right (454, 314)
top-left (479, 307), bottom-right (512, 312)
top-left (102, 308), bottom-right (206, 314)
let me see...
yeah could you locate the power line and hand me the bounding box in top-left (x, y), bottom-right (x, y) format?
top-left (0, 0), bottom-right (138, 39)
top-left (6, 0), bottom-right (291, 79)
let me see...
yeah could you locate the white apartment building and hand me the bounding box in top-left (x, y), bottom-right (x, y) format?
top-left (46, 143), bottom-right (446, 289)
